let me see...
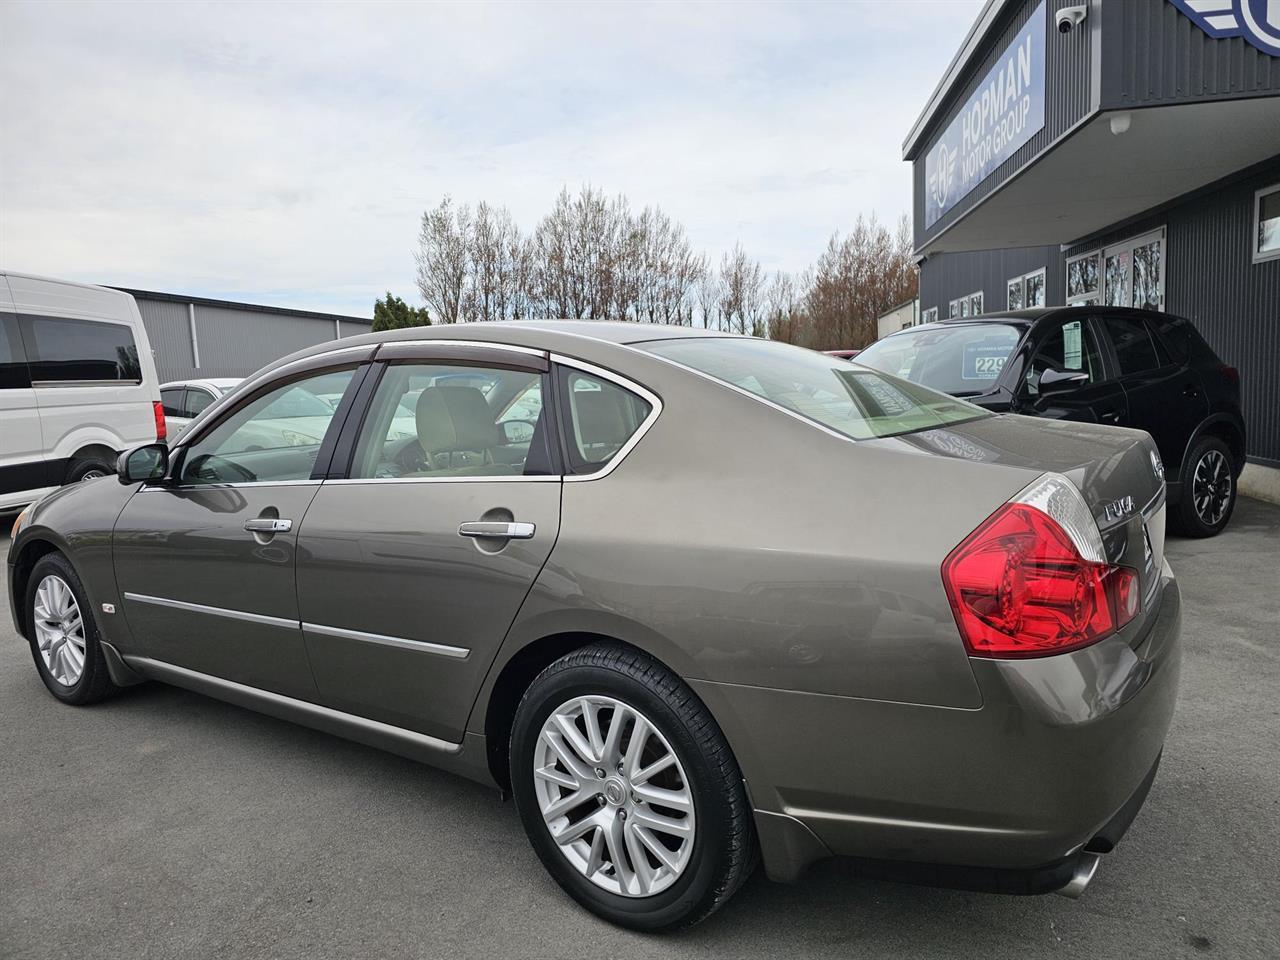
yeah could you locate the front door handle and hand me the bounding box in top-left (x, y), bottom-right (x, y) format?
top-left (458, 521), bottom-right (535, 540)
top-left (244, 518), bottom-right (293, 533)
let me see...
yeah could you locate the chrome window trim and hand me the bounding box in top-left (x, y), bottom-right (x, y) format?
top-left (123, 592), bottom-right (298, 629)
top-left (303, 622), bottom-right (470, 660)
top-left (122, 656), bottom-right (462, 755)
top-left (137, 479), bottom-right (321, 492)
top-left (550, 353), bottom-right (663, 483)
top-left (32, 378), bottom-right (144, 388)
top-left (324, 475), bottom-right (558, 486)
top-left (376, 338), bottom-right (547, 359)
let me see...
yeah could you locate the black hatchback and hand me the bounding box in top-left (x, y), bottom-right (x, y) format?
top-left (856, 307), bottom-right (1245, 537)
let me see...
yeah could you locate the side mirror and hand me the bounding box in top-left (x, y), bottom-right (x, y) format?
top-left (117, 443), bottom-right (169, 485)
top-left (1038, 366), bottom-right (1090, 396)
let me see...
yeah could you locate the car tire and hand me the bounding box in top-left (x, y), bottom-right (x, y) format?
top-left (1175, 436), bottom-right (1237, 538)
top-left (65, 457), bottom-right (114, 484)
top-left (510, 643), bottom-right (757, 931)
top-left (25, 553), bottom-right (120, 705)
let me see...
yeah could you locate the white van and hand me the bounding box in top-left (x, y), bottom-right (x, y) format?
top-left (1, 272), bottom-right (164, 513)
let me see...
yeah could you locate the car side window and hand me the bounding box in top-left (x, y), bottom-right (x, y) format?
top-left (555, 368), bottom-right (653, 475)
top-left (1100, 314), bottom-right (1161, 374)
top-left (160, 388), bottom-right (185, 417)
top-left (178, 368), bottom-right (355, 485)
top-left (1, 314), bottom-right (32, 389)
top-left (1023, 319), bottom-right (1104, 396)
top-left (184, 388), bottom-right (216, 417)
top-left (18, 315), bottom-right (142, 383)
top-left (348, 362), bottom-right (553, 479)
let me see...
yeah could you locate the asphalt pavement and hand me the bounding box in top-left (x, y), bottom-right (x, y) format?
top-left (2, 498), bottom-right (1278, 960)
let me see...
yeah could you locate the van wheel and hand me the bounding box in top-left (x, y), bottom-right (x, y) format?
top-left (66, 458), bottom-right (114, 484)
top-left (1175, 436), bottom-right (1236, 538)
top-left (510, 643), bottom-right (757, 931)
top-left (25, 553), bottom-right (120, 705)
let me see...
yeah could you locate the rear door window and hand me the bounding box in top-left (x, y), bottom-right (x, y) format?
top-left (160, 388), bottom-right (186, 417)
top-left (19, 315), bottom-right (142, 383)
top-left (1100, 315), bottom-right (1160, 374)
top-left (184, 388), bottom-right (217, 417)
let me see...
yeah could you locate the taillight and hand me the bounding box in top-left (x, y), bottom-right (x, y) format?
top-left (1220, 364), bottom-right (1239, 387)
top-left (942, 474), bottom-right (1139, 658)
top-left (153, 400), bottom-right (167, 442)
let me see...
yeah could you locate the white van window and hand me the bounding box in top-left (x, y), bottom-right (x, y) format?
top-left (21, 315), bottom-right (141, 383)
top-left (1, 315), bottom-right (32, 389)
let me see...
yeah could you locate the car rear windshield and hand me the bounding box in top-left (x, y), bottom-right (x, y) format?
top-left (855, 323), bottom-right (1023, 396)
top-left (640, 337), bottom-right (989, 440)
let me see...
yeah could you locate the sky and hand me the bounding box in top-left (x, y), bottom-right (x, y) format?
top-left (0, 0), bottom-right (983, 317)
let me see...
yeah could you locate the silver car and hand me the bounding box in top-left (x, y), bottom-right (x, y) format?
top-left (8, 322), bottom-right (1180, 930)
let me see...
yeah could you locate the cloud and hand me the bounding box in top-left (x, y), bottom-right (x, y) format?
top-left (0, 0), bottom-right (982, 316)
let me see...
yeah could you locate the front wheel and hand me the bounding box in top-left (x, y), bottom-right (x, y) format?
top-left (510, 643), bottom-right (756, 931)
top-left (25, 552), bottom-right (120, 705)
top-left (1175, 436), bottom-right (1237, 537)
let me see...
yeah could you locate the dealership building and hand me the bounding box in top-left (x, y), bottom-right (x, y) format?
top-left (115, 288), bottom-right (371, 384)
top-left (905, 0), bottom-right (1280, 496)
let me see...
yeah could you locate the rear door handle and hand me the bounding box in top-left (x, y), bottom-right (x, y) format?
top-left (244, 518), bottom-right (293, 533)
top-left (458, 521), bottom-right (535, 540)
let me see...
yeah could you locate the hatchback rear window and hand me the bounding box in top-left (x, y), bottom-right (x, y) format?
top-left (855, 323), bottom-right (1023, 396)
top-left (640, 337), bottom-right (988, 440)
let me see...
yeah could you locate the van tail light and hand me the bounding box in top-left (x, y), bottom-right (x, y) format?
top-left (942, 473), bottom-right (1140, 658)
top-left (153, 401), bottom-right (167, 442)
top-left (1220, 364), bottom-right (1239, 387)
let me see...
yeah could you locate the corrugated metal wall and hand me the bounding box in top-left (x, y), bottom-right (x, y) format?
top-left (135, 297), bottom-right (195, 375)
top-left (1102, 0), bottom-right (1280, 107)
top-left (913, 0), bottom-right (1093, 250)
top-left (133, 295), bottom-right (369, 384)
top-left (1061, 158), bottom-right (1280, 465)
top-left (919, 244), bottom-right (1063, 319)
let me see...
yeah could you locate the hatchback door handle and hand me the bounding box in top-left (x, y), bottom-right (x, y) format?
top-left (458, 521), bottom-right (535, 540)
top-left (244, 518), bottom-right (293, 533)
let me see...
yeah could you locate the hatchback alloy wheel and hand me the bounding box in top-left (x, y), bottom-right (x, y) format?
top-left (33, 574), bottom-right (87, 687)
top-left (534, 695), bottom-right (696, 898)
top-left (1193, 448), bottom-right (1232, 526)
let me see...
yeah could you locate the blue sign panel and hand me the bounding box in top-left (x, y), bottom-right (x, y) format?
top-left (924, 1), bottom-right (1046, 229)
top-left (1168, 1), bottom-right (1280, 57)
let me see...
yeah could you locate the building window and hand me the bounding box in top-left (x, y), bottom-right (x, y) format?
top-left (1066, 251), bottom-right (1100, 306)
top-left (1006, 268), bottom-right (1046, 310)
top-left (1255, 183), bottom-right (1280, 264)
top-left (921, 307), bottom-right (938, 325)
top-left (968, 291), bottom-right (983, 315)
top-left (949, 291), bottom-right (982, 318)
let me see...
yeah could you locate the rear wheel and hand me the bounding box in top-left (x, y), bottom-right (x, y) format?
top-left (510, 643), bottom-right (756, 931)
top-left (66, 457), bottom-right (113, 484)
top-left (25, 553), bottom-right (119, 705)
top-left (1175, 436), bottom-right (1236, 538)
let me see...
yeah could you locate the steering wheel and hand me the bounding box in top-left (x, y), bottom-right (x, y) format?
top-left (391, 438), bottom-right (430, 475)
top-left (185, 452), bottom-right (258, 484)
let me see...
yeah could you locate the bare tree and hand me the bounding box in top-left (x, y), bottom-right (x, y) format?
top-left (718, 244), bottom-right (765, 336)
top-left (415, 197), bottom-right (471, 324)
top-left (464, 202), bottom-right (527, 322)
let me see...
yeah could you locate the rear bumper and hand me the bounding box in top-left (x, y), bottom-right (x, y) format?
top-left (691, 567), bottom-right (1182, 885)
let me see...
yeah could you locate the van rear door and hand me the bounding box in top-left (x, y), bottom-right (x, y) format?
top-left (0, 277), bottom-right (48, 509)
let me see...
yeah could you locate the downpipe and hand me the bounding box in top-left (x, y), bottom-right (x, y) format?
top-left (1055, 852), bottom-right (1102, 899)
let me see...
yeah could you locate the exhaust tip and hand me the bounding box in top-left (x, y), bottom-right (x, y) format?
top-left (1056, 852), bottom-right (1102, 899)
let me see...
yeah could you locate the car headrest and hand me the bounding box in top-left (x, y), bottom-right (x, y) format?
top-left (572, 388), bottom-right (631, 448)
top-left (416, 385), bottom-right (500, 455)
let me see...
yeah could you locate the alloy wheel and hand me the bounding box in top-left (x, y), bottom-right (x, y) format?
top-left (1193, 449), bottom-right (1232, 526)
top-left (533, 695), bottom-right (696, 898)
top-left (33, 575), bottom-right (87, 686)
top-left (79, 469), bottom-right (107, 481)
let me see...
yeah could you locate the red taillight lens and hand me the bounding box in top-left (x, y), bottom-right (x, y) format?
top-left (1220, 364), bottom-right (1239, 387)
top-left (153, 400), bottom-right (167, 442)
top-left (942, 503), bottom-right (1138, 658)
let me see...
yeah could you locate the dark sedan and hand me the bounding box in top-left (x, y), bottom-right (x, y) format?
top-left (856, 307), bottom-right (1245, 537)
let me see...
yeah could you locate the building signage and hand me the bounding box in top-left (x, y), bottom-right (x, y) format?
top-left (924, 1), bottom-right (1046, 229)
top-left (1169, 1), bottom-right (1280, 57)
